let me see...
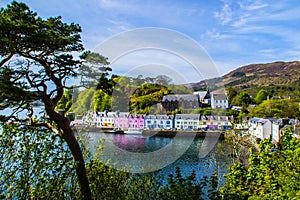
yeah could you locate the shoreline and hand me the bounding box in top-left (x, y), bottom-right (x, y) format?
top-left (142, 130), bottom-right (224, 139)
top-left (73, 126), bottom-right (224, 139)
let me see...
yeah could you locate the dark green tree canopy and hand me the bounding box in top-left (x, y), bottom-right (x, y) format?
top-left (0, 1), bottom-right (84, 122)
top-left (0, 2), bottom-right (99, 198)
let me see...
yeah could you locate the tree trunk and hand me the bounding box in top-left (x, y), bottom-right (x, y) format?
top-left (46, 108), bottom-right (92, 200)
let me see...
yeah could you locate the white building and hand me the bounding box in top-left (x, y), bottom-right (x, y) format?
top-left (211, 93), bottom-right (228, 109)
top-left (144, 114), bottom-right (174, 130)
top-left (248, 117), bottom-right (273, 140)
top-left (174, 114), bottom-right (200, 130)
top-left (94, 111), bottom-right (117, 127)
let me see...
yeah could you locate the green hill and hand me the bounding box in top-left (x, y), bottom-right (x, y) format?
top-left (191, 61), bottom-right (300, 98)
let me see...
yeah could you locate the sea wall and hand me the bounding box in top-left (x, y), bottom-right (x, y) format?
top-left (142, 130), bottom-right (224, 139)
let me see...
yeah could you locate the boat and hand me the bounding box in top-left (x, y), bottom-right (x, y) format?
top-left (124, 128), bottom-right (143, 135)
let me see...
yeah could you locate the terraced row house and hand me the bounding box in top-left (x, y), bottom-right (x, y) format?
top-left (144, 114), bottom-right (174, 130)
top-left (74, 112), bottom-right (233, 131)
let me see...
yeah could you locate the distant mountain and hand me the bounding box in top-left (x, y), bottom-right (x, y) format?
top-left (191, 61), bottom-right (300, 92)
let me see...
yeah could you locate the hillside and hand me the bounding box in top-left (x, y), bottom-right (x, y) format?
top-left (192, 61), bottom-right (300, 94)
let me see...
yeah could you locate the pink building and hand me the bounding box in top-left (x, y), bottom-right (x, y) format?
top-left (128, 115), bottom-right (145, 129)
top-left (113, 112), bottom-right (130, 129)
top-left (114, 113), bottom-right (145, 129)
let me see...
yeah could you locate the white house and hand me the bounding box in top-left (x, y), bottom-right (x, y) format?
top-left (144, 114), bottom-right (174, 130)
top-left (248, 117), bottom-right (273, 140)
top-left (94, 111), bottom-right (116, 127)
top-left (174, 114), bottom-right (200, 130)
top-left (211, 93), bottom-right (228, 109)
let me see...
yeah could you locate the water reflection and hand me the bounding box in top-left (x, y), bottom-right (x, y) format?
top-left (84, 132), bottom-right (226, 181)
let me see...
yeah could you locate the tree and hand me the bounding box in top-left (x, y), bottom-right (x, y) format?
top-left (235, 92), bottom-right (252, 107)
top-left (226, 86), bottom-right (238, 105)
top-left (215, 129), bottom-right (255, 167)
top-left (220, 129), bottom-right (300, 199)
top-left (254, 89), bottom-right (269, 105)
top-left (249, 98), bottom-right (299, 118)
top-left (56, 89), bottom-right (73, 112)
top-left (0, 2), bottom-right (109, 199)
top-left (72, 87), bottom-right (96, 115)
top-left (0, 124), bottom-right (80, 199)
top-left (93, 89), bottom-right (112, 112)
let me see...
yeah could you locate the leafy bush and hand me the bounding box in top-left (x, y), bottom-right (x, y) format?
top-left (0, 124), bottom-right (79, 199)
top-left (220, 128), bottom-right (300, 199)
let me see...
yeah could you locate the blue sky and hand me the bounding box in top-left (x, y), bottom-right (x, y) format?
top-left (1, 0), bottom-right (300, 82)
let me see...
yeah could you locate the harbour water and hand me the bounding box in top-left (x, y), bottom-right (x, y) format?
top-left (84, 132), bottom-right (227, 183)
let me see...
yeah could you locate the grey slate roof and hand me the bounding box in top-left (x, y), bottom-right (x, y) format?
top-left (162, 94), bottom-right (198, 102)
top-left (212, 93), bottom-right (227, 100)
top-left (145, 114), bottom-right (174, 120)
top-left (175, 114), bottom-right (200, 119)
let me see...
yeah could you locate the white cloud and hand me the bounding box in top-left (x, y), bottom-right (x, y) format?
top-left (203, 28), bottom-right (229, 39)
top-left (214, 3), bottom-right (232, 25)
top-left (238, 0), bottom-right (268, 11)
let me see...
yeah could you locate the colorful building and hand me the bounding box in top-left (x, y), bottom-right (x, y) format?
top-left (199, 115), bottom-right (233, 130)
top-left (128, 115), bottom-right (145, 129)
top-left (144, 114), bottom-right (174, 130)
top-left (174, 114), bottom-right (200, 130)
top-left (113, 112), bottom-right (130, 129)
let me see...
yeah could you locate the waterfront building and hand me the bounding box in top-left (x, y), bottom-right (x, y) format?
top-left (113, 112), bottom-right (130, 129)
top-left (128, 114), bottom-right (145, 129)
top-left (73, 115), bottom-right (85, 126)
top-left (174, 114), bottom-right (200, 130)
top-left (199, 115), bottom-right (233, 130)
top-left (94, 111), bottom-right (116, 127)
top-left (144, 114), bottom-right (174, 130)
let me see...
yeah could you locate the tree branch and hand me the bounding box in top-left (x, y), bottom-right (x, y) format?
top-left (0, 54), bottom-right (14, 67)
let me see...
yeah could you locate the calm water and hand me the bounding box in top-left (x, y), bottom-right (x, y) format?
top-left (84, 132), bottom-right (226, 183)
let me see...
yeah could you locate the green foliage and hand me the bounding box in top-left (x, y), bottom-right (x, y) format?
top-left (72, 87), bottom-right (95, 114)
top-left (220, 129), bottom-right (300, 199)
top-left (254, 89), bottom-right (269, 104)
top-left (0, 124), bottom-right (79, 199)
top-left (130, 83), bottom-right (171, 114)
top-left (86, 158), bottom-right (220, 200)
top-left (157, 167), bottom-right (204, 200)
top-left (56, 89), bottom-right (73, 112)
top-left (215, 130), bottom-right (255, 168)
top-left (226, 86), bottom-right (238, 104)
top-left (234, 92), bottom-right (252, 107)
top-left (93, 89), bottom-right (112, 112)
top-left (0, 124), bottom-right (222, 199)
top-left (0, 2), bottom-right (103, 198)
top-left (249, 98), bottom-right (299, 118)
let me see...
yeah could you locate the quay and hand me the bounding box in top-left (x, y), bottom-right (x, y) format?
top-left (142, 130), bottom-right (224, 139)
